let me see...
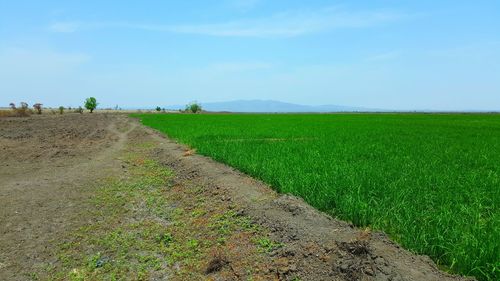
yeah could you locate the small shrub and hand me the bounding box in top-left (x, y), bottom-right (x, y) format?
top-left (8, 102), bottom-right (30, 117)
top-left (19, 102), bottom-right (29, 116)
top-left (75, 106), bottom-right (84, 114)
top-left (84, 97), bottom-right (98, 113)
top-left (185, 102), bottom-right (202, 113)
top-left (33, 103), bottom-right (43, 114)
top-left (58, 106), bottom-right (64, 114)
top-left (155, 106), bottom-right (161, 112)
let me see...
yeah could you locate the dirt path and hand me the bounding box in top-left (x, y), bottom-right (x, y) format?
top-left (0, 114), bottom-right (473, 280)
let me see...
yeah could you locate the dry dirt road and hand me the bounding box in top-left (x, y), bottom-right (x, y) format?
top-left (0, 114), bottom-right (473, 280)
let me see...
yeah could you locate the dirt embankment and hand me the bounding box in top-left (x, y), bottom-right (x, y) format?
top-left (0, 114), bottom-right (473, 280)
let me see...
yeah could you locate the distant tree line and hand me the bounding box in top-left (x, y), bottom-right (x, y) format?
top-left (2, 97), bottom-right (99, 117)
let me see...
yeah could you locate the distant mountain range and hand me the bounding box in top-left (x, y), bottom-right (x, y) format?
top-left (167, 100), bottom-right (381, 113)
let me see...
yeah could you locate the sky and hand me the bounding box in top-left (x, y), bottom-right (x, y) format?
top-left (0, 0), bottom-right (499, 110)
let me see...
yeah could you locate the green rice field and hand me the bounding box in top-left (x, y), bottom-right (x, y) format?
top-left (134, 113), bottom-right (500, 280)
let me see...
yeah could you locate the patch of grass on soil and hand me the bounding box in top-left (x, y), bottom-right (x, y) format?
top-left (48, 141), bottom-right (283, 280)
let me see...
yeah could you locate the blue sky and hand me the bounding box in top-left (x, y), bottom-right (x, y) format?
top-left (1, 0), bottom-right (499, 110)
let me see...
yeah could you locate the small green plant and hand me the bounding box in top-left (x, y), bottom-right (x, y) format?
top-left (255, 237), bottom-right (283, 253)
top-left (88, 252), bottom-right (106, 269)
top-left (75, 106), bottom-right (84, 114)
top-left (84, 97), bottom-right (98, 113)
top-left (33, 103), bottom-right (43, 114)
top-left (187, 239), bottom-right (199, 250)
top-left (155, 106), bottom-right (161, 112)
top-left (58, 106), bottom-right (64, 114)
top-left (156, 233), bottom-right (173, 246)
top-left (185, 102), bottom-right (202, 113)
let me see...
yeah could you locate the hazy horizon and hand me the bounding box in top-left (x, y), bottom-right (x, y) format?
top-left (1, 1), bottom-right (499, 111)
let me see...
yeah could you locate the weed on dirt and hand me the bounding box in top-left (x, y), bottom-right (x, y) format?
top-left (47, 140), bottom-right (289, 280)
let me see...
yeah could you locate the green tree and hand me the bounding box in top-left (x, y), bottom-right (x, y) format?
top-left (185, 102), bottom-right (202, 113)
top-left (84, 97), bottom-right (98, 113)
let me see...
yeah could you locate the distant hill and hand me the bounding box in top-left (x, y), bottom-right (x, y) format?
top-left (167, 100), bottom-right (379, 113)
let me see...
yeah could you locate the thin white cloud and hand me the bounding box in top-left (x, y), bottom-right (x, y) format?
top-left (48, 7), bottom-right (408, 37)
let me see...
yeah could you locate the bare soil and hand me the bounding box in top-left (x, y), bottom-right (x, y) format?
top-left (0, 114), bottom-right (130, 280)
top-left (0, 114), bottom-right (473, 280)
